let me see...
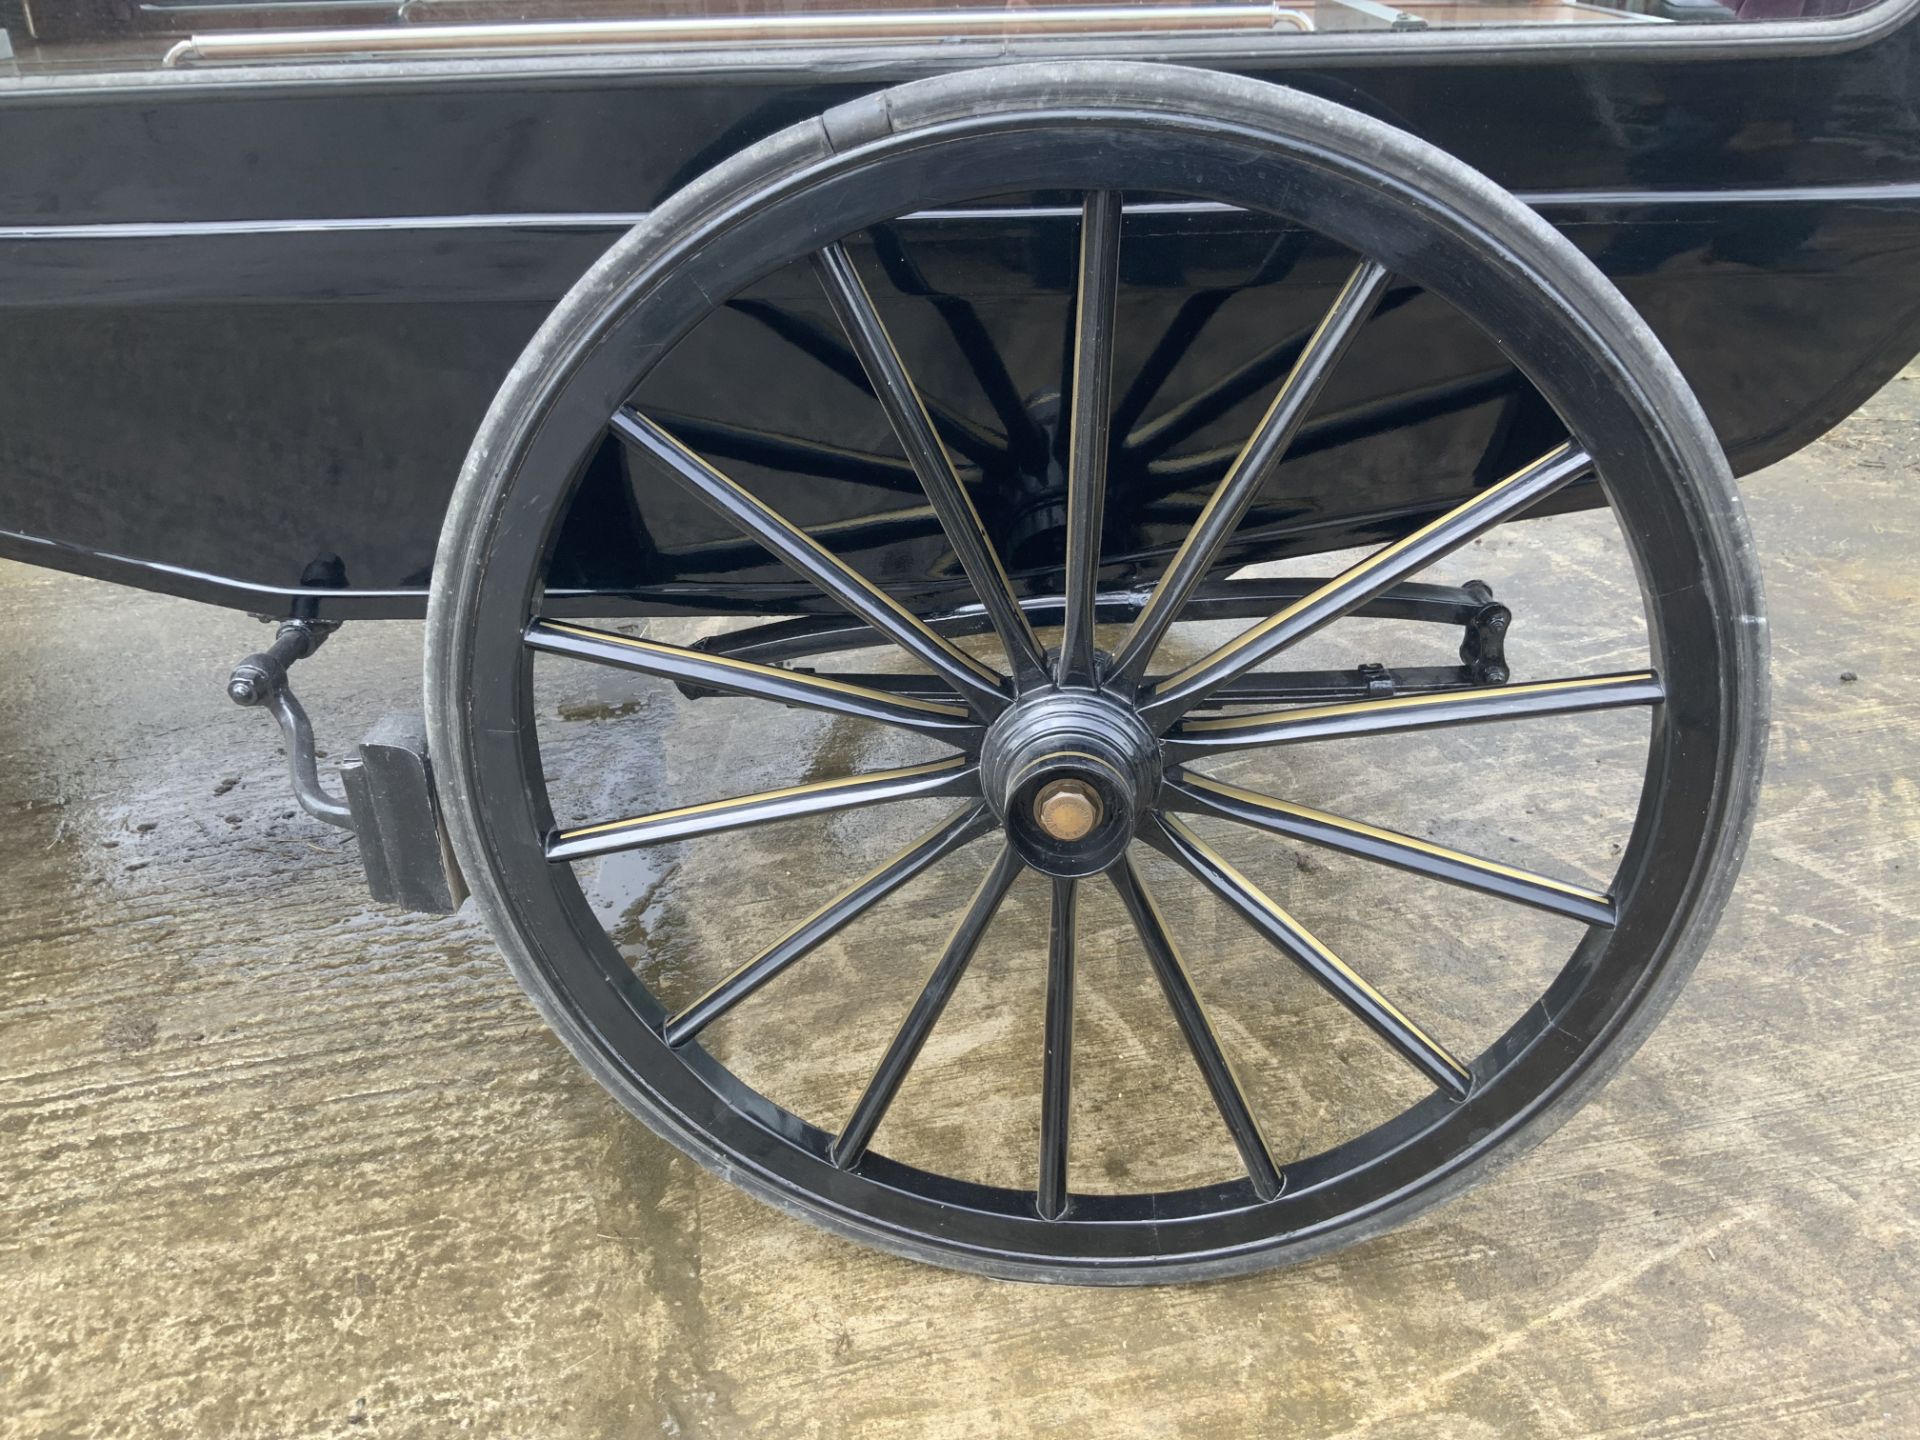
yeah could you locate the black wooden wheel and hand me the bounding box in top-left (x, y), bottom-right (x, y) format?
top-left (426, 63), bottom-right (1766, 1282)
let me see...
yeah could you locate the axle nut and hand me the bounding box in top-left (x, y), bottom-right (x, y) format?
top-left (1034, 779), bottom-right (1101, 842)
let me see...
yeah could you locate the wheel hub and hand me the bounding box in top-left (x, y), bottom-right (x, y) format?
top-left (980, 683), bottom-right (1159, 877)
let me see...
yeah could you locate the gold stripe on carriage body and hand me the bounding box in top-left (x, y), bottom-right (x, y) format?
top-left (162, 4), bottom-right (1315, 66)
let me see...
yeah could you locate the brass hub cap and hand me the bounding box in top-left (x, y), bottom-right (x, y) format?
top-left (1034, 778), bottom-right (1103, 842)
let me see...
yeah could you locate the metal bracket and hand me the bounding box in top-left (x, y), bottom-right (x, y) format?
top-left (1458, 579), bottom-right (1513, 687)
top-left (227, 622), bottom-right (467, 913)
top-left (1356, 661), bottom-right (1398, 698)
top-left (228, 618), bottom-right (354, 830)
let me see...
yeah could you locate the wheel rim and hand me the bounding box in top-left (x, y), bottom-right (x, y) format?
top-left (432, 68), bottom-right (1761, 1278)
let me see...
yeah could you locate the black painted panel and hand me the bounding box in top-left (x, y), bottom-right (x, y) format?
top-left (1, 23), bottom-right (1917, 613)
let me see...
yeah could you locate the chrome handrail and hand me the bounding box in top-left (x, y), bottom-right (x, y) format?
top-left (162, 3), bottom-right (1314, 66)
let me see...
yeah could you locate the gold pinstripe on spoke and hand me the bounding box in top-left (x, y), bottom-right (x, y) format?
top-left (1156, 442), bottom-right (1591, 693)
top-left (668, 804), bottom-right (991, 1041)
top-left (1176, 774), bottom-right (1611, 908)
top-left (1177, 671), bottom-right (1660, 735)
top-left (1161, 816), bottom-right (1470, 1086)
top-left (534, 621), bottom-right (971, 719)
top-left (556, 757), bottom-right (971, 841)
top-left (636, 420), bottom-right (1004, 689)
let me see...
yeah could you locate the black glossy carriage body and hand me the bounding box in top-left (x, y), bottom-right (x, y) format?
top-left (2, 9), bottom-right (1918, 616)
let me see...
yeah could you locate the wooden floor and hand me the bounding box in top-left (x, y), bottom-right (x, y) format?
top-left (1, 367), bottom-right (1916, 1437)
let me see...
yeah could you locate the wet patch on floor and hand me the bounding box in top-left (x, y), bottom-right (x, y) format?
top-left (1, 368), bottom-right (1917, 1437)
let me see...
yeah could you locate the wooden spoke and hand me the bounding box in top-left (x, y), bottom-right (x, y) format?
top-left (667, 806), bottom-right (993, 1046)
top-left (613, 408), bottom-right (1010, 718)
top-left (833, 844), bottom-right (1023, 1168)
top-left (1141, 442), bottom-right (1594, 727)
top-left (1110, 856), bottom-right (1283, 1199)
top-left (1037, 877), bottom-right (1078, 1220)
top-left (1164, 773), bottom-right (1616, 927)
top-left (1152, 817), bottom-right (1473, 1099)
top-left (526, 620), bottom-right (978, 740)
top-left (1059, 191), bottom-right (1124, 689)
top-left (1109, 259), bottom-right (1393, 686)
top-left (813, 243), bottom-right (1049, 686)
top-left (547, 758), bottom-right (978, 862)
top-left (1164, 671), bottom-right (1663, 758)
